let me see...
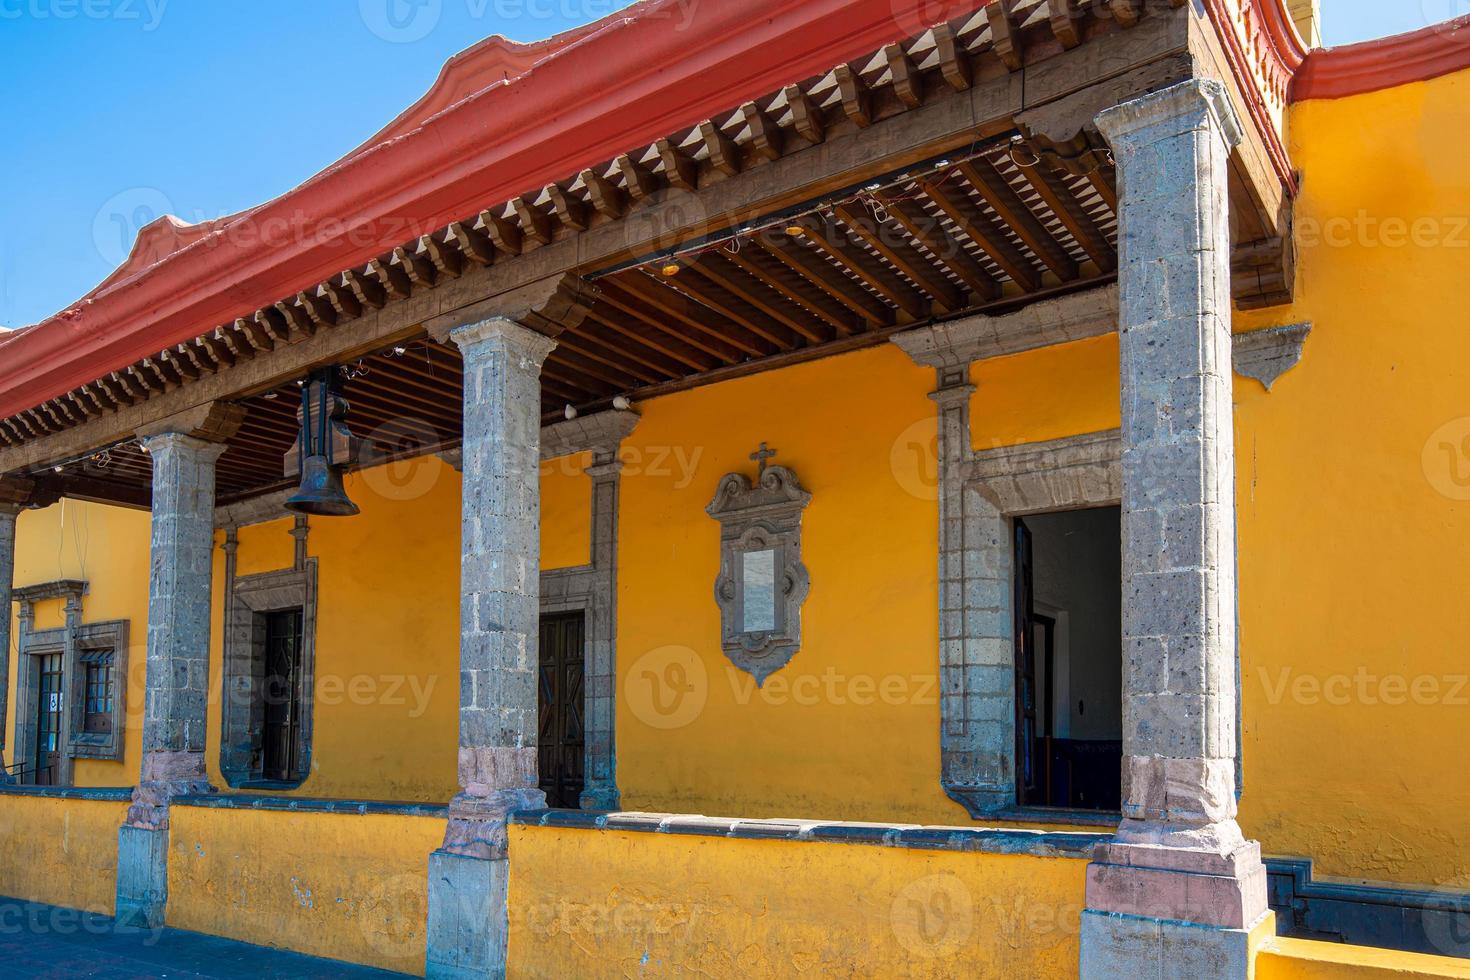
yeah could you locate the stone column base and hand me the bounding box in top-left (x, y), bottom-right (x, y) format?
top-left (426, 850), bottom-right (511, 980)
top-left (441, 787), bottom-right (545, 860)
top-left (1080, 909), bottom-right (1275, 979)
top-left (579, 782), bottom-right (620, 811)
top-left (115, 825), bottom-right (169, 929)
top-left (1086, 840), bottom-right (1269, 929)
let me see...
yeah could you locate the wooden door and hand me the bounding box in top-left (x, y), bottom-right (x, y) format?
top-left (35, 653), bottom-right (64, 786)
top-left (1013, 520), bottom-right (1041, 805)
top-left (538, 612), bottom-right (586, 809)
top-left (262, 608), bottom-right (304, 782)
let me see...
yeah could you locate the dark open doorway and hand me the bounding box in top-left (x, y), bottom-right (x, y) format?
top-left (538, 612), bottom-right (586, 809)
top-left (1015, 507), bottom-right (1122, 812)
top-left (261, 608), bottom-right (305, 784)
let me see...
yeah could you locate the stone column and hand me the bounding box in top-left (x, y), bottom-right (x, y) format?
top-left (427, 318), bottom-right (556, 980)
top-left (116, 405), bottom-right (241, 929)
top-left (1081, 80), bottom-right (1269, 977)
top-left (0, 498), bottom-right (21, 781)
top-left (580, 448), bottom-right (623, 811)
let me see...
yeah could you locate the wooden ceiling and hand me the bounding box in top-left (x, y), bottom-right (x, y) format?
top-left (39, 135), bottom-right (1117, 507)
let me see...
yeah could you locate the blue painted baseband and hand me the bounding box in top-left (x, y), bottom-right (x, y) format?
top-left (0, 785), bottom-right (133, 801)
top-left (1267, 857), bottom-right (1470, 960)
top-left (172, 793), bottom-right (449, 817)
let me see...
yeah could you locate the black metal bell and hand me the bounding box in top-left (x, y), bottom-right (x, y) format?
top-left (284, 367), bottom-right (360, 517)
top-left (286, 454), bottom-right (360, 517)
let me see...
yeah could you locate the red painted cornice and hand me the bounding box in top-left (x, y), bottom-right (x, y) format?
top-left (0, 0), bottom-right (985, 421)
top-left (1197, 0), bottom-right (1305, 196)
top-left (1293, 15), bottom-right (1470, 102)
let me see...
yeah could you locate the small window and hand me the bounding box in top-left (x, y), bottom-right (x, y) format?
top-left (83, 659), bottom-right (114, 735)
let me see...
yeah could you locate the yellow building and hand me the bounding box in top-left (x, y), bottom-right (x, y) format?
top-left (1, 0), bottom-right (1469, 977)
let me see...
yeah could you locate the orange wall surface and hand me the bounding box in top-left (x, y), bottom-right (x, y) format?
top-left (1232, 67), bottom-right (1470, 885)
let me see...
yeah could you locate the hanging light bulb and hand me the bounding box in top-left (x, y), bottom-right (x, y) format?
top-left (659, 260), bottom-right (682, 277)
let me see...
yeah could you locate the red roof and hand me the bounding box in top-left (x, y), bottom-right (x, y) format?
top-left (0, 0), bottom-right (984, 420)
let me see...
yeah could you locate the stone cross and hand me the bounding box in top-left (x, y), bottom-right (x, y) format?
top-left (750, 443), bottom-right (777, 475)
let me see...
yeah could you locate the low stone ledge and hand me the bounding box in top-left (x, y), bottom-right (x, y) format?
top-left (0, 785), bottom-right (133, 802)
top-left (171, 793), bottom-right (449, 818)
top-left (510, 809), bottom-right (1106, 859)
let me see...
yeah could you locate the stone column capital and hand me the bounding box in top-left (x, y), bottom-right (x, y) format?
top-left (449, 317), bottom-right (559, 370)
top-left (137, 431), bottom-right (232, 460)
top-left (1094, 78), bottom-right (1244, 152)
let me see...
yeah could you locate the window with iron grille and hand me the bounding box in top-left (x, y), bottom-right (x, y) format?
top-left (83, 659), bottom-right (113, 735)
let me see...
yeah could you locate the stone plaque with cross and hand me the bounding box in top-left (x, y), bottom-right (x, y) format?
top-left (706, 445), bottom-right (812, 685)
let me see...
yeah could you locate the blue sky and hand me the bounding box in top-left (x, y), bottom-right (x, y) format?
top-left (0, 0), bottom-right (1452, 329)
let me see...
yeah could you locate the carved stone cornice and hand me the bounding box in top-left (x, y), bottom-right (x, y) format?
top-left (1233, 321), bottom-right (1311, 391)
top-left (437, 408), bottom-right (642, 473)
top-left (12, 580), bottom-right (88, 605)
top-left (893, 285), bottom-right (1119, 371)
top-left (214, 488), bottom-right (295, 530)
top-left (541, 409), bottom-right (641, 462)
top-left (426, 273), bottom-right (600, 343)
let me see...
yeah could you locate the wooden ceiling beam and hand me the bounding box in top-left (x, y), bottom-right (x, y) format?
top-left (606, 274), bottom-right (771, 359)
top-left (832, 65), bottom-right (872, 128)
top-left (555, 334), bottom-right (668, 386)
top-left (986, 0), bottom-right (1023, 72)
top-left (832, 202), bottom-right (965, 313)
top-left (658, 266), bottom-right (804, 350)
top-left (794, 216), bottom-right (930, 320)
top-left (575, 319), bottom-right (694, 380)
top-left (548, 345), bottom-right (646, 390)
top-left (581, 168), bottom-right (627, 220)
top-left (958, 158), bottom-right (1080, 281)
top-left (1017, 163), bottom-right (1117, 273)
top-left (583, 307), bottom-right (719, 374)
top-left (919, 175), bottom-right (1041, 291)
top-left (655, 138), bottom-right (698, 192)
top-left (719, 246), bottom-right (859, 337)
top-left (685, 254), bottom-right (828, 345)
top-left (873, 190), bottom-right (1002, 302)
top-left (782, 85), bottom-right (824, 145)
top-left (755, 236), bottom-right (894, 330)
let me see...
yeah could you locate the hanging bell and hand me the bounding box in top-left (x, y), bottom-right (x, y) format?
top-left (284, 367), bottom-right (360, 517)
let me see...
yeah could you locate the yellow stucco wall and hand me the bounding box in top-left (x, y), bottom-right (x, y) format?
top-left (1256, 938), bottom-right (1470, 980)
top-left (166, 804), bottom-right (442, 975)
top-left (506, 824), bottom-right (1086, 979)
top-left (6, 501), bottom-right (150, 787)
top-left (0, 794), bottom-right (126, 914)
top-left (618, 343), bottom-right (950, 821)
top-left (1232, 67), bottom-right (1470, 885)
